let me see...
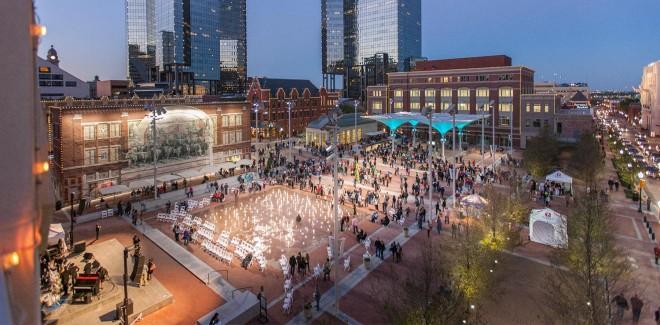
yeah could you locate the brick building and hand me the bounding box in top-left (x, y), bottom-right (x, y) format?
top-left (520, 93), bottom-right (594, 148)
top-left (247, 77), bottom-right (340, 140)
top-left (366, 55), bottom-right (535, 148)
top-left (46, 95), bottom-right (251, 200)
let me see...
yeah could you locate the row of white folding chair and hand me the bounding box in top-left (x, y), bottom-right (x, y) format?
top-left (193, 216), bottom-right (203, 225)
top-left (203, 221), bottom-right (215, 232)
top-left (187, 200), bottom-right (198, 210)
top-left (282, 290), bottom-right (294, 314)
top-left (100, 209), bottom-right (114, 218)
top-left (234, 246), bottom-right (249, 259)
top-left (182, 216), bottom-right (193, 227)
top-left (204, 240), bottom-right (233, 264)
top-left (255, 254), bottom-right (267, 271)
top-left (313, 264), bottom-right (322, 278)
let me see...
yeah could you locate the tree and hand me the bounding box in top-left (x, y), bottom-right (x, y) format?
top-left (569, 133), bottom-right (604, 188)
top-left (480, 185), bottom-right (527, 250)
top-left (543, 193), bottom-right (630, 324)
top-left (375, 239), bottom-right (471, 324)
top-left (523, 126), bottom-right (560, 177)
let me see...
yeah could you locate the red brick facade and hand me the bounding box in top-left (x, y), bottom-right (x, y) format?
top-left (46, 96), bottom-right (251, 200)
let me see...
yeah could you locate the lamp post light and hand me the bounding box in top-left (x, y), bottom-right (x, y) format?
top-left (286, 100), bottom-right (294, 164)
top-left (69, 192), bottom-right (75, 246)
top-left (252, 98), bottom-right (261, 143)
top-left (326, 103), bottom-right (342, 317)
top-left (145, 104), bottom-right (167, 200)
top-left (638, 171), bottom-right (644, 213)
top-left (422, 106), bottom-right (434, 229)
top-left (449, 105), bottom-right (458, 209)
top-left (441, 138), bottom-right (446, 160)
top-left (354, 99), bottom-right (359, 147)
top-left (491, 102), bottom-right (496, 173)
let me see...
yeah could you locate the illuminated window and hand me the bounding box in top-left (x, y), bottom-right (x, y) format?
top-left (372, 90), bottom-right (382, 96)
top-left (98, 147), bottom-right (109, 162)
top-left (424, 89), bottom-right (435, 99)
top-left (110, 146), bottom-right (120, 161)
top-left (97, 124), bottom-right (108, 139)
top-left (441, 102), bottom-right (451, 111)
top-left (499, 87), bottom-right (513, 97)
top-left (84, 148), bottom-right (96, 165)
top-left (458, 88), bottom-right (470, 97)
top-left (458, 102), bottom-right (469, 111)
top-left (83, 125), bottom-right (95, 140)
top-left (526, 104), bottom-right (531, 112)
top-left (544, 104), bottom-right (549, 113)
top-left (394, 89), bottom-right (403, 97)
top-left (410, 102), bottom-right (421, 110)
top-left (441, 76), bottom-right (450, 83)
top-left (394, 101), bottom-right (403, 109)
top-left (533, 104), bottom-right (542, 113)
top-left (499, 103), bottom-right (512, 112)
top-left (110, 123), bottom-right (121, 138)
top-left (426, 102), bottom-right (436, 110)
top-left (372, 102), bottom-right (383, 110)
top-left (410, 89), bottom-right (420, 97)
top-left (476, 87), bottom-right (489, 97)
top-left (440, 88), bottom-right (452, 98)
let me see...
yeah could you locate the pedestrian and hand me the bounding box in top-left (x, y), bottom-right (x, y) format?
top-left (612, 293), bottom-right (628, 320)
top-left (451, 223), bottom-right (457, 238)
top-left (631, 294), bottom-right (644, 324)
top-left (427, 220), bottom-right (432, 238)
top-left (314, 283), bottom-right (321, 311)
top-left (95, 223), bottom-right (101, 241)
top-left (396, 243), bottom-right (402, 262)
top-left (147, 258), bottom-right (156, 281)
top-left (654, 244), bottom-right (660, 265)
top-left (289, 255), bottom-right (296, 276)
top-left (655, 306), bottom-right (660, 325)
top-left (436, 216), bottom-right (442, 234)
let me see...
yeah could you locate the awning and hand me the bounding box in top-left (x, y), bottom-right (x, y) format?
top-left (48, 223), bottom-right (65, 246)
top-left (365, 131), bottom-right (385, 137)
top-left (236, 159), bottom-right (253, 166)
top-left (218, 161), bottom-right (237, 169)
top-left (98, 184), bottom-right (129, 196)
top-left (128, 179), bottom-right (154, 189)
top-left (156, 174), bottom-right (182, 182)
top-left (176, 169), bottom-right (202, 179)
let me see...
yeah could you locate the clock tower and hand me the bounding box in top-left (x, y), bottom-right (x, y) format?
top-left (47, 45), bottom-right (59, 66)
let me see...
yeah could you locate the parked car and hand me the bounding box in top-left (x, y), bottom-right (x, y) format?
top-left (645, 166), bottom-right (658, 179)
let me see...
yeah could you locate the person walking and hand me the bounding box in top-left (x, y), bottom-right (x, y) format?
top-left (631, 294), bottom-right (644, 324)
top-left (612, 293), bottom-right (629, 320)
top-left (654, 244), bottom-right (660, 265)
top-left (655, 306), bottom-right (660, 325)
top-left (289, 255), bottom-right (296, 276)
top-left (147, 258), bottom-right (156, 281)
top-left (95, 223), bottom-right (101, 241)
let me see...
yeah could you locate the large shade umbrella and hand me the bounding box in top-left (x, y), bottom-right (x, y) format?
top-left (459, 194), bottom-right (489, 209)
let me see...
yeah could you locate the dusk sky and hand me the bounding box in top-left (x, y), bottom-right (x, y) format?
top-left (35, 0), bottom-right (660, 91)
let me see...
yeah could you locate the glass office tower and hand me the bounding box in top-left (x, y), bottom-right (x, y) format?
top-left (151, 0), bottom-right (222, 94)
top-left (321, 0), bottom-right (421, 99)
top-left (219, 0), bottom-right (247, 95)
top-left (126, 0), bottom-right (156, 83)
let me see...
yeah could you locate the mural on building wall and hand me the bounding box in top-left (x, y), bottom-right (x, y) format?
top-left (126, 107), bottom-right (214, 167)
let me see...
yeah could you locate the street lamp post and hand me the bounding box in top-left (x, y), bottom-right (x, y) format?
top-left (450, 105), bottom-right (457, 209)
top-left (491, 103), bottom-right (496, 173)
top-left (423, 106), bottom-right (434, 229)
top-left (252, 98), bottom-right (261, 143)
top-left (354, 99), bottom-right (359, 147)
top-left (145, 105), bottom-right (167, 200)
top-left (287, 101), bottom-right (294, 164)
top-left (69, 192), bottom-right (75, 246)
top-left (638, 171), bottom-right (644, 213)
top-left (327, 103), bottom-right (341, 317)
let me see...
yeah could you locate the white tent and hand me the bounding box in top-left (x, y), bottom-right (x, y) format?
top-left (98, 184), bottom-right (129, 196)
top-left (48, 223), bottom-right (65, 246)
top-left (128, 179), bottom-right (154, 189)
top-left (529, 208), bottom-right (567, 248)
top-left (545, 171), bottom-right (572, 184)
top-left (460, 194), bottom-right (489, 209)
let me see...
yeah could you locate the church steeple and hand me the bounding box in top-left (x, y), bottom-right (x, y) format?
top-left (47, 45), bottom-right (59, 66)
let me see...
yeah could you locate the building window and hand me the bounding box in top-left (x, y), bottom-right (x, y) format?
top-left (83, 125), bottom-right (95, 140)
top-left (372, 90), bottom-right (382, 97)
top-left (499, 116), bottom-right (511, 126)
top-left (410, 89), bottom-right (420, 97)
top-left (544, 104), bottom-right (549, 113)
top-left (440, 88), bottom-right (452, 98)
top-left (533, 104), bottom-right (542, 113)
top-left (458, 102), bottom-right (469, 111)
top-left (525, 119), bottom-right (531, 127)
top-left (459, 76), bottom-right (469, 82)
top-left (477, 75), bottom-right (487, 81)
top-left (98, 147), bottom-right (109, 163)
top-left (222, 114), bottom-right (242, 127)
top-left (394, 89), bottom-right (403, 97)
top-left (499, 87), bottom-right (513, 97)
top-left (394, 101), bottom-right (403, 110)
top-left (499, 103), bottom-right (512, 112)
top-left (441, 102), bottom-right (451, 111)
top-left (110, 123), bottom-right (121, 138)
top-left (476, 87), bottom-right (489, 97)
top-left (410, 102), bottom-right (420, 110)
top-left (533, 119), bottom-right (541, 128)
top-left (84, 148), bottom-right (96, 165)
top-left (110, 146), bottom-right (120, 161)
top-left (526, 104), bottom-right (531, 112)
top-left (371, 102), bottom-right (383, 110)
top-left (543, 119), bottom-right (549, 127)
top-left (65, 81), bottom-right (77, 87)
top-left (426, 102), bottom-right (436, 110)
top-left (424, 89), bottom-right (435, 99)
top-left (458, 88), bottom-right (470, 97)
top-left (499, 74), bottom-right (512, 81)
top-left (97, 124), bottom-right (108, 139)
top-left (86, 173), bottom-right (96, 182)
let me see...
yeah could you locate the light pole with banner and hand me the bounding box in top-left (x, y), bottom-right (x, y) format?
top-left (449, 105), bottom-right (458, 208)
top-left (252, 97), bottom-right (261, 143)
top-left (423, 106), bottom-right (434, 228)
top-left (286, 100), bottom-right (294, 164)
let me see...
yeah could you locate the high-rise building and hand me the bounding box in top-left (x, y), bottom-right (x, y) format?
top-left (126, 0), bottom-right (156, 84)
top-left (219, 0), bottom-right (247, 95)
top-left (640, 60), bottom-right (660, 137)
top-left (321, 0), bottom-right (421, 99)
top-left (127, 0), bottom-right (246, 95)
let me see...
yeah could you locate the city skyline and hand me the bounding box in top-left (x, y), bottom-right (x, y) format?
top-left (35, 0), bottom-right (660, 91)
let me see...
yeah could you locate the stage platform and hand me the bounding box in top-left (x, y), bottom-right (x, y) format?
top-left (45, 239), bottom-right (173, 324)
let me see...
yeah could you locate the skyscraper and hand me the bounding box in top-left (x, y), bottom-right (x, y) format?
top-left (219, 0), bottom-right (247, 95)
top-left (321, 0), bottom-right (421, 99)
top-left (127, 0), bottom-right (246, 95)
top-left (126, 0), bottom-right (156, 84)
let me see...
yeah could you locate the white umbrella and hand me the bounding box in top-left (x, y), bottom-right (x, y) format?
top-left (459, 194), bottom-right (488, 209)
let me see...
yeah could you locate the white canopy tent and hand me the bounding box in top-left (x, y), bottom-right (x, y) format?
top-left (98, 184), bottom-right (129, 196)
top-left (48, 223), bottom-right (65, 246)
top-left (156, 174), bottom-right (182, 182)
top-left (460, 194), bottom-right (489, 209)
top-left (176, 169), bottom-right (202, 179)
top-left (529, 208), bottom-right (567, 248)
top-left (545, 170), bottom-right (573, 193)
top-left (236, 159), bottom-right (253, 166)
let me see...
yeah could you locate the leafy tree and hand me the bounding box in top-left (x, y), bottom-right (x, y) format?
top-left (543, 193), bottom-right (630, 325)
top-left (569, 133), bottom-right (604, 187)
top-left (523, 126), bottom-right (560, 177)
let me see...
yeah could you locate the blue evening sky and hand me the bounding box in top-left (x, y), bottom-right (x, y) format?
top-left (35, 0), bottom-right (660, 91)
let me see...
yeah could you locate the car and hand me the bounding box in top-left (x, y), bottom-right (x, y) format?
top-left (633, 154), bottom-right (645, 162)
top-left (651, 153), bottom-right (660, 163)
top-left (646, 166), bottom-right (658, 179)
